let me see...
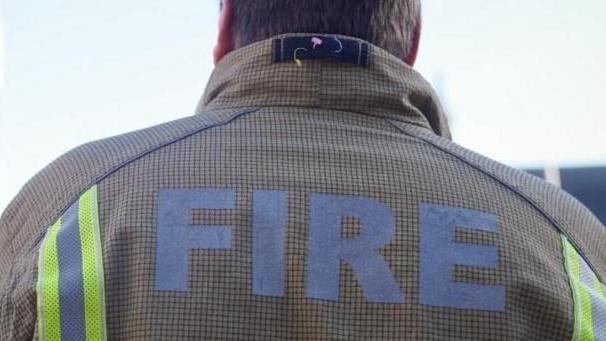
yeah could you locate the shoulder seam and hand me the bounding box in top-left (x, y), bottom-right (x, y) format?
top-left (384, 118), bottom-right (603, 281)
top-left (25, 107), bottom-right (261, 252)
top-left (204, 104), bottom-right (435, 132)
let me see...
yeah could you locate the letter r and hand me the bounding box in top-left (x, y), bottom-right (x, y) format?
top-left (307, 193), bottom-right (404, 303)
top-left (155, 188), bottom-right (234, 292)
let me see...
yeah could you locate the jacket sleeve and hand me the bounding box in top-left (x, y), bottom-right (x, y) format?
top-left (0, 144), bottom-right (96, 340)
top-left (0, 187), bottom-right (46, 341)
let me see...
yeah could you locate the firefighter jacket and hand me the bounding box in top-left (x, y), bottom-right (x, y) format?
top-left (1, 33), bottom-right (605, 340)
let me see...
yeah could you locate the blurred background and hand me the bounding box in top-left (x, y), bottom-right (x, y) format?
top-left (0, 0), bottom-right (605, 222)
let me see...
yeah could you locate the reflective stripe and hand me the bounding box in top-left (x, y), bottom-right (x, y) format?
top-left (37, 186), bottom-right (107, 341)
top-left (37, 219), bottom-right (63, 341)
top-left (562, 236), bottom-right (606, 341)
top-left (592, 276), bottom-right (606, 341)
top-left (79, 187), bottom-right (107, 341)
top-left (56, 202), bottom-right (86, 340)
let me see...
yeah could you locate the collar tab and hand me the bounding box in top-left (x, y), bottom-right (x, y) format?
top-left (272, 35), bottom-right (371, 67)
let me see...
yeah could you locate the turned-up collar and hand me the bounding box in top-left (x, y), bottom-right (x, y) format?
top-left (196, 33), bottom-right (451, 138)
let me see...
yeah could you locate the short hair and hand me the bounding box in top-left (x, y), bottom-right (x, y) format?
top-left (229, 0), bottom-right (422, 61)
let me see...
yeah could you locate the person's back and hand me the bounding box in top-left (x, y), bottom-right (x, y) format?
top-left (2, 1), bottom-right (606, 340)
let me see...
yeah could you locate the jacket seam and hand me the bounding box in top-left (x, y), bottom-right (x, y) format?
top-left (202, 103), bottom-right (436, 133)
top-left (384, 118), bottom-right (603, 282)
top-left (26, 107), bottom-right (262, 252)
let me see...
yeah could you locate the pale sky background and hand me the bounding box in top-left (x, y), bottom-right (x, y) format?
top-left (0, 0), bottom-right (605, 213)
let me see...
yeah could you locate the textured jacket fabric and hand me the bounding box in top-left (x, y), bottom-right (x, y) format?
top-left (1, 33), bottom-right (605, 340)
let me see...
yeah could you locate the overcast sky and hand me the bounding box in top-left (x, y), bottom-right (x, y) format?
top-left (1, 0), bottom-right (605, 213)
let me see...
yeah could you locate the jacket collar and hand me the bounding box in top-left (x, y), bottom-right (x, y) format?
top-left (197, 33), bottom-right (451, 139)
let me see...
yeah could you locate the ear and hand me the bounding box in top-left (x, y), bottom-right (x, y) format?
top-left (405, 15), bottom-right (422, 66)
top-left (214, 0), bottom-right (235, 64)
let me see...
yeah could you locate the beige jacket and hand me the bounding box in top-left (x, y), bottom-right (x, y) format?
top-left (1, 33), bottom-right (605, 340)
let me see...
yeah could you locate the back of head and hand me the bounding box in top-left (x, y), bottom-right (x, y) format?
top-left (229, 0), bottom-right (422, 62)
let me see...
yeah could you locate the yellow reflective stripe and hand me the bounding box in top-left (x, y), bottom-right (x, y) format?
top-left (92, 186), bottom-right (108, 341)
top-left (37, 219), bottom-right (63, 341)
top-left (79, 186), bottom-right (107, 341)
top-left (36, 185), bottom-right (107, 341)
top-left (562, 236), bottom-right (598, 341)
top-left (563, 237), bottom-right (582, 341)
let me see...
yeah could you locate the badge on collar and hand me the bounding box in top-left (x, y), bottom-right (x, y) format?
top-left (273, 35), bottom-right (372, 67)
